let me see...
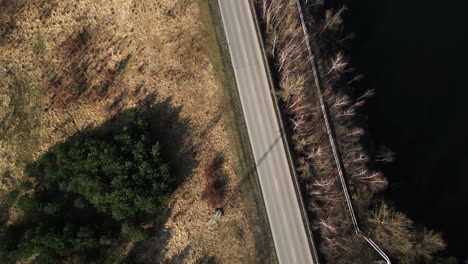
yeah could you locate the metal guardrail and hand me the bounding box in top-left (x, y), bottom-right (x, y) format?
top-left (294, 1), bottom-right (391, 263)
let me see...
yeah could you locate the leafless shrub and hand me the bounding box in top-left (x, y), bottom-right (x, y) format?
top-left (319, 7), bottom-right (346, 36)
top-left (202, 154), bottom-right (226, 208)
top-left (375, 146), bottom-right (395, 163)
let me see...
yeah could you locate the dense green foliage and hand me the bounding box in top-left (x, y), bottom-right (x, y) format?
top-left (0, 110), bottom-right (174, 263)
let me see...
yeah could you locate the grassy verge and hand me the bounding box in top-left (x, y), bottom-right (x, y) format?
top-left (0, 62), bottom-right (44, 195)
top-left (198, 0), bottom-right (277, 262)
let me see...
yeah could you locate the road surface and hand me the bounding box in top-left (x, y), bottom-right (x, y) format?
top-left (218, 0), bottom-right (318, 263)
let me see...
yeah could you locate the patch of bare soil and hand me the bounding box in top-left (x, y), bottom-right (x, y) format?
top-left (0, 0), bottom-right (258, 262)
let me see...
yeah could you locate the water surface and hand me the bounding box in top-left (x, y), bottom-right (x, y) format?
top-left (345, 0), bottom-right (468, 259)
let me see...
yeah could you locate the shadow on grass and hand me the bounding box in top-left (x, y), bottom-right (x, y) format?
top-left (94, 93), bottom-right (198, 184)
top-left (0, 93), bottom-right (199, 262)
top-left (124, 94), bottom-right (222, 263)
top-left (126, 233), bottom-right (220, 264)
top-left (139, 94), bottom-right (198, 183)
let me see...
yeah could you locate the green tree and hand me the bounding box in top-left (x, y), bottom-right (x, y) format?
top-left (0, 109), bottom-right (175, 263)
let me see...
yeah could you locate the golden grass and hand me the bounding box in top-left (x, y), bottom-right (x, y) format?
top-left (0, 0), bottom-right (259, 262)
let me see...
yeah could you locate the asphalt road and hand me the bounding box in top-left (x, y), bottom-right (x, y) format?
top-left (218, 0), bottom-right (317, 263)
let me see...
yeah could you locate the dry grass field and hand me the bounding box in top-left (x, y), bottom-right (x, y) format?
top-left (0, 0), bottom-right (265, 262)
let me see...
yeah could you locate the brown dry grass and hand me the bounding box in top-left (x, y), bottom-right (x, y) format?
top-left (0, 0), bottom-right (260, 262)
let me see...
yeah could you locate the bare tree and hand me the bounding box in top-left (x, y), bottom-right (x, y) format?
top-left (319, 7), bottom-right (346, 36)
top-left (326, 52), bottom-right (348, 75)
top-left (376, 147), bottom-right (395, 163)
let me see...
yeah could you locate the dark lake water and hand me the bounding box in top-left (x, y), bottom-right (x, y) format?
top-left (344, 0), bottom-right (468, 259)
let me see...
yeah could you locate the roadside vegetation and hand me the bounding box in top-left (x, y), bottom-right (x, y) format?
top-left (255, 0), bottom-right (445, 263)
